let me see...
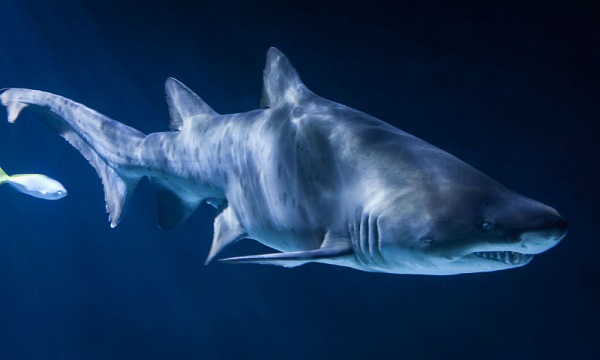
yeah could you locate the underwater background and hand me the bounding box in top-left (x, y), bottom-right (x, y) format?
top-left (0, 1), bottom-right (598, 359)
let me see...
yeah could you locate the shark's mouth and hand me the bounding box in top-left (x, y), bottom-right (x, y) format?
top-left (473, 251), bottom-right (534, 265)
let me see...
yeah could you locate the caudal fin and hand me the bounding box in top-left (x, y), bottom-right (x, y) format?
top-left (0, 88), bottom-right (145, 227)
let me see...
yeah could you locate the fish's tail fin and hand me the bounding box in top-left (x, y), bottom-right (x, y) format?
top-left (0, 88), bottom-right (146, 227)
top-left (0, 166), bottom-right (8, 184)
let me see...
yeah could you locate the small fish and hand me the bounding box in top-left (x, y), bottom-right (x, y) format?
top-left (0, 166), bottom-right (67, 200)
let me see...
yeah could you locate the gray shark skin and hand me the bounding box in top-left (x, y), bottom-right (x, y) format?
top-left (0, 48), bottom-right (567, 275)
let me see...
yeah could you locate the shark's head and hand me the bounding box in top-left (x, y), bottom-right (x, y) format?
top-left (371, 188), bottom-right (567, 275)
top-left (355, 156), bottom-right (568, 275)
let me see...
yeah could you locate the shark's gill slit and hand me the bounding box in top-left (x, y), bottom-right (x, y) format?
top-left (368, 214), bottom-right (377, 258)
top-left (369, 215), bottom-right (383, 263)
top-left (367, 214), bottom-right (379, 262)
top-left (358, 212), bottom-right (369, 266)
top-left (355, 212), bottom-right (383, 266)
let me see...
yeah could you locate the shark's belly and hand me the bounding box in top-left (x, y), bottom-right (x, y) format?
top-left (225, 182), bottom-right (329, 252)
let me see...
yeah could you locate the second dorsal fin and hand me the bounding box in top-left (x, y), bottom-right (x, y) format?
top-left (165, 77), bottom-right (218, 131)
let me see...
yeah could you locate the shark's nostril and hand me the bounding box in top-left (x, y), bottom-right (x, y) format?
top-left (556, 219), bottom-right (568, 240)
top-left (524, 210), bottom-right (568, 241)
top-left (558, 217), bottom-right (568, 232)
top-left (519, 212), bottom-right (567, 253)
top-left (544, 215), bottom-right (568, 241)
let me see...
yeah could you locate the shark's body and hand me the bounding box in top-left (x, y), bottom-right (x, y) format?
top-left (0, 48), bottom-right (567, 275)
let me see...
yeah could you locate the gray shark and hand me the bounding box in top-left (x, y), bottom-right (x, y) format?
top-left (0, 48), bottom-right (567, 275)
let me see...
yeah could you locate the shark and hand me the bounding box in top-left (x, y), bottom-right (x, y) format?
top-left (0, 48), bottom-right (567, 275)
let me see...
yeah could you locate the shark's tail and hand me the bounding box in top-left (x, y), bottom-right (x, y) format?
top-left (0, 88), bottom-right (146, 227)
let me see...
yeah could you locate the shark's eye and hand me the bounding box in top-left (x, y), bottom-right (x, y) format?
top-left (479, 222), bottom-right (494, 231)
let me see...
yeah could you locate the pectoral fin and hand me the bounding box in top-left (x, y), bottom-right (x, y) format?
top-left (219, 243), bottom-right (353, 268)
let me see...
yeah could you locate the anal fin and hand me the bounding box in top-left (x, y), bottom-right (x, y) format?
top-left (154, 185), bottom-right (201, 230)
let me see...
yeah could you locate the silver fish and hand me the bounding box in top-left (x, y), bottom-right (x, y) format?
top-left (0, 166), bottom-right (67, 200)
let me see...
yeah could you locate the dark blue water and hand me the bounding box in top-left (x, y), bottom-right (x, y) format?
top-left (0, 1), bottom-right (597, 359)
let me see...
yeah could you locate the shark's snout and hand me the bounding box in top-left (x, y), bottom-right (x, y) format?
top-left (518, 211), bottom-right (567, 254)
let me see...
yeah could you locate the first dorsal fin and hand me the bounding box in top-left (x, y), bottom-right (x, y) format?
top-left (260, 47), bottom-right (312, 108)
top-left (165, 77), bottom-right (218, 131)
